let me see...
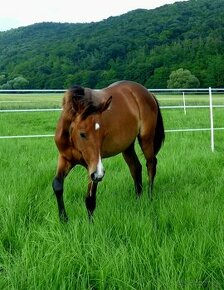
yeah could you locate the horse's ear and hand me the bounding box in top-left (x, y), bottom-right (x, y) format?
top-left (99, 96), bottom-right (112, 113)
top-left (80, 96), bottom-right (112, 120)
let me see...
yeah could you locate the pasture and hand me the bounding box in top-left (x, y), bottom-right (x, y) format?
top-left (0, 91), bottom-right (224, 289)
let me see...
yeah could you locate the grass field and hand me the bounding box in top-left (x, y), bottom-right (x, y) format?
top-left (0, 92), bottom-right (224, 289)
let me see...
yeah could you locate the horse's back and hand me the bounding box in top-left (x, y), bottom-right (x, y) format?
top-left (105, 81), bottom-right (164, 155)
top-left (104, 80), bottom-right (157, 112)
top-left (104, 80), bottom-right (158, 132)
top-left (96, 81), bottom-right (158, 157)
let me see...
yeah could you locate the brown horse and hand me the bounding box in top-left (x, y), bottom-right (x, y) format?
top-left (52, 80), bottom-right (165, 221)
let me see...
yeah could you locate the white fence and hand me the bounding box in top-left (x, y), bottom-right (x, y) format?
top-left (0, 87), bottom-right (224, 152)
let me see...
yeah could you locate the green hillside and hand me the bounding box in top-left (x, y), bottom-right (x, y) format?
top-left (0, 0), bottom-right (223, 89)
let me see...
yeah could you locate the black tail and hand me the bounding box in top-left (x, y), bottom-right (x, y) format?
top-left (153, 97), bottom-right (165, 155)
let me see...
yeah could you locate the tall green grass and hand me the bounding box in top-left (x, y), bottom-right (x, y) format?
top-left (0, 94), bottom-right (223, 289)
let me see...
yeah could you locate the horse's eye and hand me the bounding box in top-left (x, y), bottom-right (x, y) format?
top-left (80, 132), bottom-right (87, 139)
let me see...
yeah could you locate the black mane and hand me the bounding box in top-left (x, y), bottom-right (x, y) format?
top-left (81, 102), bottom-right (100, 120)
top-left (67, 85), bottom-right (99, 119)
top-left (70, 85), bottom-right (85, 99)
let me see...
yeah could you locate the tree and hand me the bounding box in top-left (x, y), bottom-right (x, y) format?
top-left (12, 76), bottom-right (29, 89)
top-left (145, 67), bottom-right (170, 88)
top-left (0, 76), bottom-right (29, 89)
top-left (206, 55), bottom-right (224, 87)
top-left (167, 68), bottom-right (200, 88)
top-left (0, 74), bottom-right (6, 86)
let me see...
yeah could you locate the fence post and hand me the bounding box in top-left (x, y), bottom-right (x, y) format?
top-left (209, 87), bottom-right (214, 152)
top-left (182, 92), bottom-right (186, 114)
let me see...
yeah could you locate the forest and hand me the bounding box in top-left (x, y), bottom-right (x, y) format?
top-left (0, 0), bottom-right (223, 89)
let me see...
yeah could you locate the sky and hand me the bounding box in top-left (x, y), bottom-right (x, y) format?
top-left (0, 0), bottom-right (187, 32)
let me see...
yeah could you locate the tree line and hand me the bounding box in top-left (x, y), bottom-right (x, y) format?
top-left (0, 0), bottom-right (223, 89)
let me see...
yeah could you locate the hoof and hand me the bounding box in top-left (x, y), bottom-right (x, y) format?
top-left (59, 213), bottom-right (69, 223)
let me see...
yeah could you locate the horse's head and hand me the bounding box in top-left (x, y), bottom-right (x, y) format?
top-left (69, 86), bottom-right (112, 182)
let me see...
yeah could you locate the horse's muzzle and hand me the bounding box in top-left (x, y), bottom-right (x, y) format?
top-left (90, 170), bottom-right (105, 183)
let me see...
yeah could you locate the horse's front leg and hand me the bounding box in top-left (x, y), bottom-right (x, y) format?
top-left (85, 180), bottom-right (98, 221)
top-left (52, 155), bottom-right (73, 222)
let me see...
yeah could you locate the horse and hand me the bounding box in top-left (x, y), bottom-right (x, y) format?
top-left (52, 80), bottom-right (165, 222)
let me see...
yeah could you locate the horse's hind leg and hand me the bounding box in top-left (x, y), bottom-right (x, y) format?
top-left (122, 142), bottom-right (142, 196)
top-left (52, 155), bottom-right (73, 222)
top-left (138, 136), bottom-right (157, 199)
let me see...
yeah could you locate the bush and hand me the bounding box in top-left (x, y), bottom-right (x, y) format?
top-left (167, 68), bottom-right (200, 88)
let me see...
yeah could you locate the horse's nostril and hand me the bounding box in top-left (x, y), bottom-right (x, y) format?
top-left (91, 172), bottom-right (97, 181)
top-left (91, 172), bottom-right (104, 182)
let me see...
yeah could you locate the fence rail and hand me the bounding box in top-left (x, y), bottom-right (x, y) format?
top-left (0, 127), bottom-right (224, 140)
top-left (1, 88), bottom-right (224, 93)
top-left (0, 89), bottom-right (65, 93)
top-left (0, 87), bottom-right (223, 151)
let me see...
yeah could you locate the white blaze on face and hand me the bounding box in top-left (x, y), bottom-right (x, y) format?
top-left (95, 122), bottom-right (100, 130)
top-left (96, 154), bottom-right (104, 179)
top-left (90, 122), bottom-right (104, 182)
